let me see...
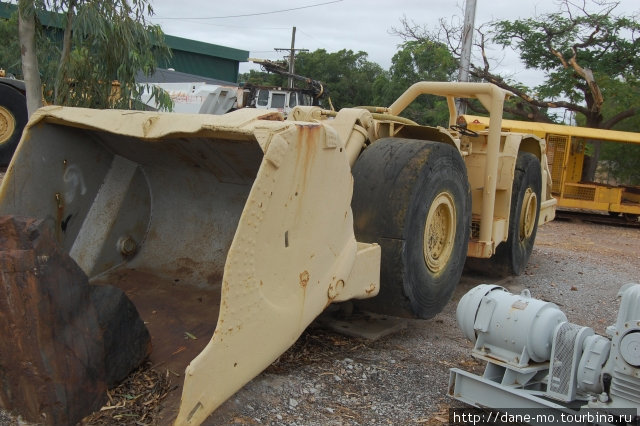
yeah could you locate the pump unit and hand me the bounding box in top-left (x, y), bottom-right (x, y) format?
top-left (450, 284), bottom-right (640, 424)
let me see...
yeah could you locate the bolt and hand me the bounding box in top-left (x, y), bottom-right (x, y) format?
top-left (118, 236), bottom-right (137, 257)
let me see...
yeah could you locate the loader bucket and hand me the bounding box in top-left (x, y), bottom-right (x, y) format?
top-left (0, 106), bottom-right (380, 425)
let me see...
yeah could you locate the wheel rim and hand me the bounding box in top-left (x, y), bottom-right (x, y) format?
top-left (423, 192), bottom-right (456, 273)
top-left (519, 187), bottom-right (537, 242)
top-left (0, 105), bottom-right (16, 146)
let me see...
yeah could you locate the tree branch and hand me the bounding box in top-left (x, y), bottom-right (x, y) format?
top-left (567, 54), bottom-right (604, 111)
top-left (549, 46), bottom-right (569, 68)
top-left (503, 105), bottom-right (555, 123)
top-left (476, 29), bottom-right (490, 73)
top-left (470, 65), bottom-right (589, 116)
top-left (601, 106), bottom-right (640, 129)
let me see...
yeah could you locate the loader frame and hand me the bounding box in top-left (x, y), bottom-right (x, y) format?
top-left (0, 82), bottom-right (556, 425)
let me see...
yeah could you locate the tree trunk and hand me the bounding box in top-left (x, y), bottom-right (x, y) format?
top-left (54, 1), bottom-right (76, 104)
top-left (580, 114), bottom-right (604, 183)
top-left (581, 140), bottom-right (602, 183)
top-left (17, 0), bottom-right (43, 117)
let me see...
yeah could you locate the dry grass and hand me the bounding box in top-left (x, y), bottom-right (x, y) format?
top-left (81, 362), bottom-right (175, 426)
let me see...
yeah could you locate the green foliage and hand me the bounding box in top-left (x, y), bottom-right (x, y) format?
top-left (239, 42), bottom-right (457, 126)
top-left (598, 84), bottom-right (640, 185)
top-left (600, 142), bottom-right (640, 185)
top-left (6, 1), bottom-right (171, 110)
top-left (239, 49), bottom-right (386, 110)
top-left (491, 4), bottom-right (640, 126)
top-left (376, 40), bottom-right (457, 126)
top-left (0, 13), bottom-right (21, 76)
top-left (239, 68), bottom-right (287, 87)
top-left (0, 8), bottom-right (56, 80)
top-left (485, 2), bottom-right (640, 181)
top-left (292, 49), bottom-right (385, 109)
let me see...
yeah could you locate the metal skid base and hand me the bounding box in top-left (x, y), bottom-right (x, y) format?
top-left (448, 368), bottom-right (628, 426)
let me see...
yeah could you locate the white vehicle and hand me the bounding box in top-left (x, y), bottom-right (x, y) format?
top-left (141, 59), bottom-right (325, 116)
top-left (141, 82), bottom-right (318, 116)
top-left (245, 85), bottom-right (315, 115)
top-left (140, 82), bottom-right (239, 115)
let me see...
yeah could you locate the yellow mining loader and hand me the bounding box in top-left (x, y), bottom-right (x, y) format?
top-left (0, 68), bottom-right (28, 166)
top-left (0, 82), bottom-right (556, 425)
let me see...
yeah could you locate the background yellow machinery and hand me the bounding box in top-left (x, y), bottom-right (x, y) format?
top-left (464, 115), bottom-right (640, 219)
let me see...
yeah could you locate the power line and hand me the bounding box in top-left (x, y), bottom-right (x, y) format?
top-left (156, 0), bottom-right (343, 20)
top-left (152, 19), bottom-right (290, 30)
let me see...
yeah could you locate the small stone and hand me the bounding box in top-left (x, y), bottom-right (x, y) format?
top-left (333, 375), bottom-right (341, 382)
top-left (276, 414), bottom-right (283, 420)
top-left (289, 398), bottom-right (298, 408)
top-left (326, 407), bottom-right (334, 413)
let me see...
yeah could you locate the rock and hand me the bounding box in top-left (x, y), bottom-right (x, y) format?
top-left (0, 216), bottom-right (106, 424)
top-left (0, 216), bottom-right (151, 424)
top-left (89, 284), bottom-right (151, 387)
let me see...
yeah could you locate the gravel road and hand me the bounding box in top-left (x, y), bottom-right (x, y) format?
top-left (0, 162), bottom-right (638, 425)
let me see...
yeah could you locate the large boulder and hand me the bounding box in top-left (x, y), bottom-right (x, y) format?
top-left (0, 216), bottom-right (150, 424)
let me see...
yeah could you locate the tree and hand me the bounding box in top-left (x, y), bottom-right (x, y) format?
top-left (15, 0), bottom-right (171, 116)
top-left (394, 0), bottom-right (640, 181)
top-left (293, 49), bottom-right (385, 109)
top-left (0, 13), bottom-right (21, 76)
top-left (240, 67), bottom-right (287, 87)
top-left (373, 40), bottom-right (457, 126)
top-left (598, 83), bottom-right (640, 185)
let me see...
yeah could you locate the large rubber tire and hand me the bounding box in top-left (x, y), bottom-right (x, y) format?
top-left (0, 84), bottom-right (28, 166)
top-left (491, 152), bottom-right (542, 276)
top-left (352, 138), bottom-right (471, 319)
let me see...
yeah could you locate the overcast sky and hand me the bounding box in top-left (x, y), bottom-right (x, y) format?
top-left (149, 0), bottom-right (640, 86)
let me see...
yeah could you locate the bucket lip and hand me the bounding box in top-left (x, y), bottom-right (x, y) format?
top-left (29, 106), bottom-right (294, 141)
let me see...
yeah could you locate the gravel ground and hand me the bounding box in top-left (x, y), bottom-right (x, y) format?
top-left (200, 219), bottom-right (639, 426)
top-left (1, 161), bottom-right (638, 425)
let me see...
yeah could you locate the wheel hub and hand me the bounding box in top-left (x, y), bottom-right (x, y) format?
top-left (519, 187), bottom-right (537, 242)
top-left (423, 192), bottom-right (456, 273)
top-left (0, 105), bottom-right (16, 146)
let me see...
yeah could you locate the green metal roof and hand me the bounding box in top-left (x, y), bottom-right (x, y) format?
top-left (164, 34), bottom-right (248, 63)
top-left (0, 3), bottom-right (15, 19)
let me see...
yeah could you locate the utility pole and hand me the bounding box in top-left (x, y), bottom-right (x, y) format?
top-left (275, 27), bottom-right (308, 88)
top-left (456, 0), bottom-right (477, 115)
